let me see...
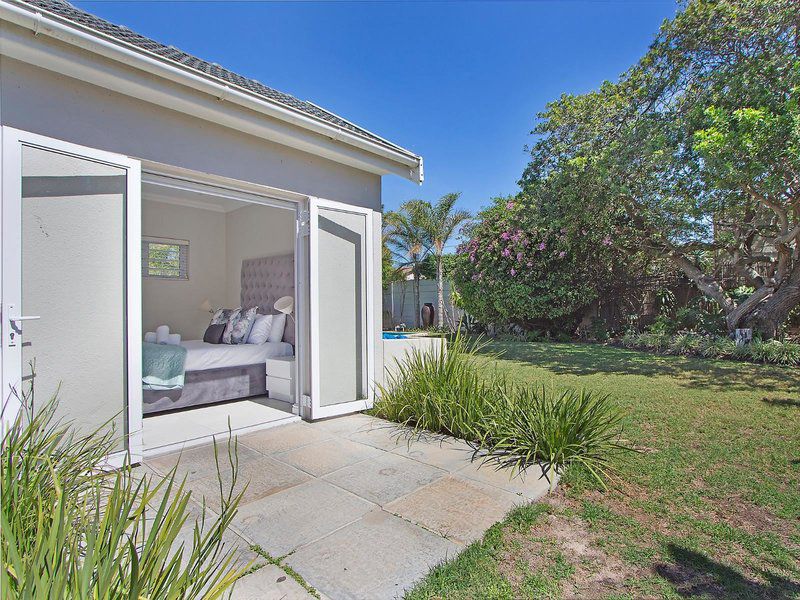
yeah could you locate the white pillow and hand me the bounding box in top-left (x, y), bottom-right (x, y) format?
top-left (267, 313), bottom-right (287, 343)
top-left (246, 314), bottom-right (273, 345)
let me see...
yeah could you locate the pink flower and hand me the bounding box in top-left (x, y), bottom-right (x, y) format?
top-left (510, 268), bottom-right (517, 276)
top-left (602, 236), bottom-right (612, 246)
top-left (527, 261), bottom-right (533, 267)
top-left (517, 252), bottom-right (524, 261)
top-left (501, 231), bottom-right (511, 240)
top-left (502, 247), bottom-right (512, 257)
top-left (506, 201), bottom-right (515, 210)
top-left (558, 251), bottom-right (566, 258)
top-left (538, 242), bottom-right (547, 251)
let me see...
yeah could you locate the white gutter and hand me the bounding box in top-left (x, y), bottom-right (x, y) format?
top-left (0, 0), bottom-right (424, 183)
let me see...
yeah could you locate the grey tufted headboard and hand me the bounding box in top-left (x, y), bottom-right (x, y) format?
top-left (241, 254), bottom-right (295, 345)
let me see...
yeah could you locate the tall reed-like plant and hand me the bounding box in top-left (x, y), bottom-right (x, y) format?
top-left (373, 331), bottom-right (632, 487)
top-left (1, 395), bottom-right (249, 599)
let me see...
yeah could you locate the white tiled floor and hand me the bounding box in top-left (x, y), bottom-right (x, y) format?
top-left (143, 397), bottom-right (299, 456)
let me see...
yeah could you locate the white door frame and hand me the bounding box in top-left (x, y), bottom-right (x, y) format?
top-left (308, 196), bottom-right (375, 420)
top-left (0, 127), bottom-right (142, 466)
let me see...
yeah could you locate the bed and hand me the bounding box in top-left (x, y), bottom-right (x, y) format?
top-left (143, 254), bottom-right (295, 415)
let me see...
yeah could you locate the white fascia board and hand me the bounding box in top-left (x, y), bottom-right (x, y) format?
top-left (0, 1), bottom-right (424, 183)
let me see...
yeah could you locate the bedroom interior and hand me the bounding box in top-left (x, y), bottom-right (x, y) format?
top-left (139, 185), bottom-right (302, 453)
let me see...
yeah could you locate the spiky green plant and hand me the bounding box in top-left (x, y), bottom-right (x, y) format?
top-left (478, 386), bottom-right (629, 489)
top-left (1, 394), bottom-right (249, 599)
top-left (372, 331), bottom-right (632, 487)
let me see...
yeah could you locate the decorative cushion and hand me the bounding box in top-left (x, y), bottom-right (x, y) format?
top-left (203, 323), bottom-right (226, 344)
top-left (267, 313), bottom-right (287, 343)
top-left (222, 308), bottom-right (242, 344)
top-left (210, 308), bottom-right (233, 325)
top-left (230, 306), bottom-right (259, 344)
top-left (247, 313), bottom-right (274, 345)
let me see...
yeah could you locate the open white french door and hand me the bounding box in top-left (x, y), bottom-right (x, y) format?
top-left (307, 197), bottom-right (375, 419)
top-left (1, 127), bottom-right (142, 466)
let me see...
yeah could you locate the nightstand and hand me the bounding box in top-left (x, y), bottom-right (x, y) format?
top-left (266, 356), bottom-right (295, 402)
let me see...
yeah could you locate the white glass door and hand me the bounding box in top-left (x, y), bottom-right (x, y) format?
top-left (308, 198), bottom-right (375, 419)
top-left (1, 128), bottom-right (142, 465)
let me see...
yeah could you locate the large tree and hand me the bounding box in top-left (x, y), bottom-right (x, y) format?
top-left (522, 0), bottom-right (800, 338)
top-left (406, 193), bottom-right (471, 328)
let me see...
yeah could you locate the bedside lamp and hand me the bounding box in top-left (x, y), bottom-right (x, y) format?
top-left (274, 296), bottom-right (295, 323)
top-left (200, 299), bottom-right (216, 314)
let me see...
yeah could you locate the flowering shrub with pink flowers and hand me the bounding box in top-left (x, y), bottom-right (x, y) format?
top-left (452, 194), bottom-right (636, 331)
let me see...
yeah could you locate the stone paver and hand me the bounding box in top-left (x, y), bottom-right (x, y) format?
top-left (239, 422), bottom-right (332, 455)
top-left (455, 458), bottom-right (556, 500)
top-left (389, 433), bottom-right (477, 472)
top-left (234, 479), bottom-right (374, 556)
top-left (189, 454), bottom-right (311, 512)
top-left (274, 437), bottom-right (383, 477)
top-left (143, 413), bottom-right (553, 600)
top-left (386, 475), bottom-right (522, 544)
top-left (322, 452), bottom-right (446, 506)
top-left (147, 441), bottom-right (262, 482)
top-left (285, 509), bottom-right (462, 600)
top-left (231, 564), bottom-right (316, 600)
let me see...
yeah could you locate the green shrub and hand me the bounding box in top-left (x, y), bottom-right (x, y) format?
top-left (373, 332), bottom-right (632, 487)
top-left (668, 332), bottom-right (703, 355)
top-left (615, 332), bottom-right (800, 366)
top-left (1, 396), bottom-right (247, 598)
top-left (749, 340), bottom-right (800, 366)
top-left (698, 336), bottom-right (735, 359)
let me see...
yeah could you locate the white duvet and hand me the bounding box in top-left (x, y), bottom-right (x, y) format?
top-left (181, 340), bottom-right (293, 372)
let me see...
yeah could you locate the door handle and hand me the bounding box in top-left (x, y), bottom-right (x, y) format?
top-left (8, 315), bottom-right (40, 336)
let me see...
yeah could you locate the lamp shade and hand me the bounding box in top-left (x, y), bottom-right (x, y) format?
top-left (274, 296), bottom-right (294, 315)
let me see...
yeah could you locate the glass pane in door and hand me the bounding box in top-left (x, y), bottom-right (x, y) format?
top-left (21, 145), bottom-right (128, 449)
top-left (316, 207), bottom-right (368, 406)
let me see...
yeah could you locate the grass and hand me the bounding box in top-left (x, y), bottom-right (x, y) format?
top-left (406, 341), bottom-right (800, 599)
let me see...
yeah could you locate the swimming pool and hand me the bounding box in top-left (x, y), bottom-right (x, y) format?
top-left (382, 332), bottom-right (410, 339)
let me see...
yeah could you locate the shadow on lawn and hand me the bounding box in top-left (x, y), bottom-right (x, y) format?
top-left (655, 544), bottom-right (800, 599)
top-left (481, 341), bottom-right (799, 394)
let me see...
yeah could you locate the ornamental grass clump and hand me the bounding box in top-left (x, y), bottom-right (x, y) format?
top-left (1, 395), bottom-right (248, 599)
top-left (373, 331), bottom-right (631, 487)
top-left (479, 386), bottom-right (628, 488)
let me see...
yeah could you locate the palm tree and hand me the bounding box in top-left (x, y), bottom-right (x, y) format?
top-left (384, 206), bottom-right (428, 327)
top-left (408, 193), bottom-right (470, 328)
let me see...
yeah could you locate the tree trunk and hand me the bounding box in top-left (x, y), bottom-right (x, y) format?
top-left (413, 268), bottom-right (421, 328)
top-left (436, 255), bottom-right (445, 329)
top-left (737, 265), bottom-right (800, 339)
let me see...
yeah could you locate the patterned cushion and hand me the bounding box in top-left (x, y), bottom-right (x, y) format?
top-left (210, 308), bottom-right (234, 325)
top-left (230, 306), bottom-right (259, 344)
top-left (222, 308), bottom-right (241, 344)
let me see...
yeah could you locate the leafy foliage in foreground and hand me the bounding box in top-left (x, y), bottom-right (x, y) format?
top-left (1, 397), bottom-right (248, 599)
top-left (372, 332), bottom-right (632, 486)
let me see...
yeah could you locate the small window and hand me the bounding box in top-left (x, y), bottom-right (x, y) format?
top-left (142, 237), bottom-right (188, 279)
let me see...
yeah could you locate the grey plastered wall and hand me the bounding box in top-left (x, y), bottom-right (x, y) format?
top-left (0, 52), bottom-right (381, 210)
top-left (1, 41), bottom-right (387, 409)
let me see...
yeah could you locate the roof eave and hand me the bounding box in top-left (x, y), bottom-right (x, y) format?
top-left (0, 0), bottom-right (424, 183)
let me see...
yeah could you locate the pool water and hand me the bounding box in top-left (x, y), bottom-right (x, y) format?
top-left (382, 332), bottom-right (410, 339)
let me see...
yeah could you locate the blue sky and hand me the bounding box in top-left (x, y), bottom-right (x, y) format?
top-left (77, 0), bottom-right (677, 219)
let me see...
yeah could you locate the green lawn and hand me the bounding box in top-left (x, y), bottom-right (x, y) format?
top-left (407, 342), bottom-right (800, 600)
